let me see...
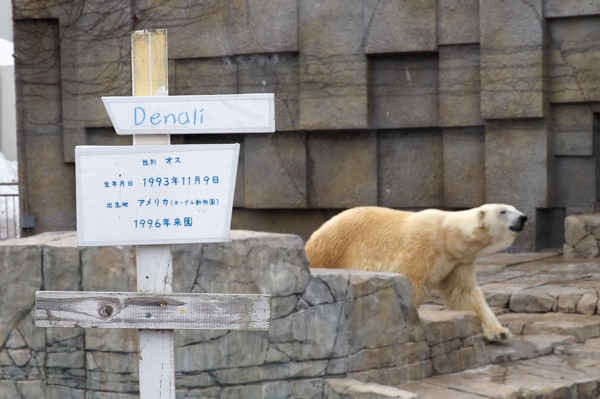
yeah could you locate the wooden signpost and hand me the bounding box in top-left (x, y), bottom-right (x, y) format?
top-left (35, 29), bottom-right (274, 398)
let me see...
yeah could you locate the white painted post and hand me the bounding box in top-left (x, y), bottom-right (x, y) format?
top-left (131, 30), bottom-right (175, 399)
top-left (137, 245), bottom-right (175, 398)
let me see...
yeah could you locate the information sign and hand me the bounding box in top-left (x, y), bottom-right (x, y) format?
top-left (102, 93), bottom-right (275, 134)
top-left (76, 144), bottom-right (239, 246)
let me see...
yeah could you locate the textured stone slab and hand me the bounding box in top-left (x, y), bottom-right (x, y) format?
top-left (545, 0), bottom-right (600, 17)
top-left (299, 0), bottom-right (367, 130)
top-left (418, 309), bottom-right (482, 344)
top-left (480, 0), bottom-right (544, 119)
top-left (172, 58), bottom-right (237, 96)
top-left (485, 119), bottom-right (549, 208)
top-left (439, 45), bottom-right (482, 127)
top-left (551, 104), bottom-right (594, 156)
top-left (59, 0), bottom-right (132, 161)
top-left (244, 133), bottom-right (307, 209)
top-left (476, 250), bottom-right (562, 267)
top-left (364, 0), bottom-right (436, 54)
top-left (500, 312), bottom-right (600, 343)
top-left (13, 19), bottom-right (77, 234)
top-left (398, 355), bottom-right (600, 399)
top-left (485, 334), bottom-right (574, 364)
top-left (136, 0), bottom-right (298, 58)
top-left (379, 130), bottom-right (443, 208)
top-left (485, 119), bottom-right (550, 250)
top-left (555, 156), bottom-right (598, 209)
top-left (369, 54), bottom-right (439, 129)
top-left (325, 378), bottom-right (421, 399)
top-left (437, 0), bottom-right (479, 45)
top-left (238, 53), bottom-right (300, 132)
top-left (307, 132), bottom-right (377, 208)
top-left (197, 230), bottom-right (310, 296)
top-left (442, 127), bottom-right (485, 208)
top-left (508, 285), bottom-right (558, 313)
top-left (564, 214), bottom-right (600, 258)
top-left (549, 16), bottom-right (600, 103)
top-left (555, 337), bottom-right (600, 360)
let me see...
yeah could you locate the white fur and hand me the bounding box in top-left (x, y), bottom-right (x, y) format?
top-left (305, 204), bottom-right (527, 341)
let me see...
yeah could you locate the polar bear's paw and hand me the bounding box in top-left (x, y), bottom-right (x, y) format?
top-left (483, 326), bottom-right (512, 342)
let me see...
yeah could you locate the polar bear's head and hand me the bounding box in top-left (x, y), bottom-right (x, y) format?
top-left (479, 204), bottom-right (527, 233)
top-left (476, 204), bottom-right (527, 254)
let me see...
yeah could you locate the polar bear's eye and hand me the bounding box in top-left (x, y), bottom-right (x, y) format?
top-left (500, 210), bottom-right (507, 215)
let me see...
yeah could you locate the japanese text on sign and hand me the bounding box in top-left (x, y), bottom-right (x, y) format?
top-left (76, 144), bottom-right (240, 246)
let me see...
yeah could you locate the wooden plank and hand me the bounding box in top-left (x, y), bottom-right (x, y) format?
top-left (35, 291), bottom-right (271, 330)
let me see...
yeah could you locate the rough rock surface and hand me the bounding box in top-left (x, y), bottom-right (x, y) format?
top-left (564, 214), bottom-right (600, 258)
top-left (1, 232), bottom-right (600, 398)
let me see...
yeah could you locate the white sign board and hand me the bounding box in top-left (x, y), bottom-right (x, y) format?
top-left (102, 93), bottom-right (275, 135)
top-left (76, 144), bottom-right (239, 246)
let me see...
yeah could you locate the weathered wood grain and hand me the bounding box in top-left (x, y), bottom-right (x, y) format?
top-left (35, 291), bottom-right (271, 330)
top-left (132, 29), bottom-right (174, 399)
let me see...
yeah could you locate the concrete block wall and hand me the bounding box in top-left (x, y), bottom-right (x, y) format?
top-left (12, 1), bottom-right (600, 250)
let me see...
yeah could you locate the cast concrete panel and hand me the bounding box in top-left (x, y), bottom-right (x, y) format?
top-left (443, 127), bottom-right (485, 208)
top-left (13, 0), bottom-right (600, 252)
top-left (135, 0), bottom-right (298, 58)
top-left (172, 58), bottom-right (237, 95)
top-left (14, 19), bottom-right (77, 234)
top-left (551, 103), bottom-right (594, 156)
top-left (485, 119), bottom-right (550, 207)
top-left (238, 54), bottom-right (299, 132)
top-left (245, 133), bottom-right (307, 209)
top-left (299, 0), bottom-right (367, 130)
top-left (554, 156), bottom-right (597, 208)
top-left (485, 119), bottom-right (551, 249)
top-left (369, 54), bottom-right (439, 129)
top-left (548, 16), bottom-right (600, 103)
top-left (544, 1), bottom-right (600, 18)
top-left (364, 0), bottom-right (436, 53)
top-left (480, 0), bottom-right (544, 119)
top-left (439, 45), bottom-right (482, 127)
top-left (176, 54), bottom-right (300, 132)
top-left (379, 129), bottom-right (443, 208)
top-left (437, 0), bottom-right (479, 45)
top-left (60, 0), bottom-right (132, 162)
top-left (307, 132), bottom-right (377, 208)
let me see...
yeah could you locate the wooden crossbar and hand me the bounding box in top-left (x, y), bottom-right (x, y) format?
top-left (36, 291), bottom-right (270, 330)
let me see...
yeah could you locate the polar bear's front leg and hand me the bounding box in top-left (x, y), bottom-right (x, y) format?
top-left (438, 264), bottom-right (511, 342)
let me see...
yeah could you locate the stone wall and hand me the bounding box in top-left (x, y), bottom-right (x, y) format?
top-left (564, 214), bottom-right (600, 258)
top-left (12, 1), bottom-right (600, 250)
top-left (0, 231), bottom-right (489, 398)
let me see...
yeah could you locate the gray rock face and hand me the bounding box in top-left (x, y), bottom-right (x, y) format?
top-left (3, 234), bottom-right (600, 398)
top-left (564, 214), bottom-right (600, 258)
top-left (0, 232), bottom-right (440, 398)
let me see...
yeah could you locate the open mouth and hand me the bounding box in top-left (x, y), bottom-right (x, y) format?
top-left (509, 215), bottom-right (528, 233)
top-left (510, 224), bottom-right (525, 233)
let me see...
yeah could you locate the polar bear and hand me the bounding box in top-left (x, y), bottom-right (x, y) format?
top-left (305, 204), bottom-right (527, 342)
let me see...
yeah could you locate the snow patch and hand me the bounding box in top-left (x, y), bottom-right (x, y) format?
top-left (0, 152), bottom-right (19, 238)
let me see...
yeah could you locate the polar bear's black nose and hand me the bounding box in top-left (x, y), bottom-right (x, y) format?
top-left (510, 215), bottom-right (528, 232)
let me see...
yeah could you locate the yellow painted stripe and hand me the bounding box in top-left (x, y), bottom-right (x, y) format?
top-left (131, 29), bottom-right (169, 145)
